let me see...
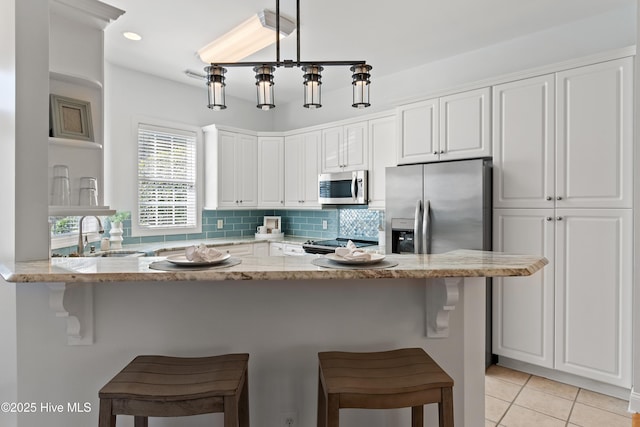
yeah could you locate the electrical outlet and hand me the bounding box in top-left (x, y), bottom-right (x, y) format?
top-left (322, 220), bottom-right (328, 230)
top-left (217, 219), bottom-right (224, 229)
top-left (282, 411), bottom-right (297, 427)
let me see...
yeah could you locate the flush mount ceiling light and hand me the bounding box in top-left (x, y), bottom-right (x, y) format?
top-left (123, 31), bottom-right (142, 41)
top-left (198, 10), bottom-right (296, 64)
top-left (203, 0), bottom-right (371, 110)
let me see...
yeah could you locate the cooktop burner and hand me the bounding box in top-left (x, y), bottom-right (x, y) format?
top-left (302, 238), bottom-right (378, 254)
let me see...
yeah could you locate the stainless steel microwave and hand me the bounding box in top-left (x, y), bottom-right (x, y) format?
top-left (318, 170), bottom-right (368, 205)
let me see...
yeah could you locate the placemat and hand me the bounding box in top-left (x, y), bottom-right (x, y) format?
top-left (311, 258), bottom-right (398, 270)
top-left (148, 258), bottom-right (242, 271)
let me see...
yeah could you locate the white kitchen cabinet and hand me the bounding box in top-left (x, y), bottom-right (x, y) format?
top-left (320, 122), bottom-right (368, 172)
top-left (258, 136), bottom-right (285, 208)
top-left (493, 209), bottom-right (555, 368)
top-left (284, 131), bottom-right (321, 208)
top-left (397, 87), bottom-right (490, 165)
top-left (367, 115), bottom-right (396, 209)
top-left (270, 242), bottom-right (284, 256)
top-left (438, 87), bottom-right (491, 161)
top-left (554, 209), bottom-right (632, 387)
top-left (253, 242), bottom-right (269, 257)
top-left (492, 57), bottom-right (633, 389)
top-left (493, 208), bottom-right (632, 388)
top-left (493, 74), bottom-right (555, 209)
top-left (555, 58), bottom-right (633, 209)
top-left (397, 98), bottom-right (439, 164)
top-left (204, 126), bottom-right (258, 209)
top-left (493, 58), bottom-right (632, 209)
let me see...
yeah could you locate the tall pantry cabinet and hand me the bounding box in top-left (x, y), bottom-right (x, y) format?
top-left (492, 57), bottom-right (633, 388)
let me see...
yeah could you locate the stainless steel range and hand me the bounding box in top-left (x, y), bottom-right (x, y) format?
top-left (302, 238), bottom-right (378, 254)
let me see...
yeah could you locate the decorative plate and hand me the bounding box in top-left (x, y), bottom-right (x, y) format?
top-left (165, 253), bottom-right (231, 266)
top-left (324, 253), bottom-right (385, 265)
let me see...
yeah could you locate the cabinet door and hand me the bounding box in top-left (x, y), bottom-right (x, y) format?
top-left (554, 209), bottom-right (632, 387)
top-left (270, 242), bottom-right (285, 256)
top-left (492, 209), bottom-right (555, 368)
top-left (237, 134), bottom-right (258, 207)
top-left (439, 87), bottom-right (491, 160)
top-left (285, 131), bottom-right (320, 208)
top-left (343, 122), bottom-right (368, 171)
top-left (284, 135), bottom-right (303, 206)
top-left (368, 116), bottom-right (396, 209)
top-left (321, 126), bottom-right (343, 172)
top-left (218, 131), bottom-right (239, 208)
top-left (493, 75), bottom-right (555, 208)
top-left (258, 136), bottom-right (284, 207)
top-left (556, 57), bottom-right (633, 208)
top-left (397, 98), bottom-right (439, 164)
top-left (301, 131), bottom-right (321, 207)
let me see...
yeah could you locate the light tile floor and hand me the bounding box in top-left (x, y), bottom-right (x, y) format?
top-left (485, 365), bottom-right (631, 427)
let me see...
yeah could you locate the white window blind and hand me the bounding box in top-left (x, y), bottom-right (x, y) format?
top-left (137, 124), bottom-right (197, 229)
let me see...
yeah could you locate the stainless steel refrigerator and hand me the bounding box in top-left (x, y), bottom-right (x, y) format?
top-left (385, 158), bottom-right (493, 364)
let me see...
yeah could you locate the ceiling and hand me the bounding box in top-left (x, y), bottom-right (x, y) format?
top-left (101, 0), bottom-right (634, 106)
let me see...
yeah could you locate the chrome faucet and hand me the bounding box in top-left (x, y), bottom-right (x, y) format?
top-left (78, 216), bottom-right (104, 255)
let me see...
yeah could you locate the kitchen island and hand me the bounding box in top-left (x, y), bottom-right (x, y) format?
top-left (0, 250), bottom-right (546, 427)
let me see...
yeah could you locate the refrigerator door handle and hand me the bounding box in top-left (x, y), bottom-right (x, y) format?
top-left (422, 200), bottom-right (431, 254)
top-left (414, 199), bottom-right (422, 254)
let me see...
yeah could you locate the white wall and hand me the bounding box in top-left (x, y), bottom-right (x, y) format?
top-left (275, 3), bottom-right (637, 129)
top-left (104, 63), bottom-right (276, 212)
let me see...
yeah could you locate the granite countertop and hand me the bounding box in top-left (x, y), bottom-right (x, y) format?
top-left (0, 250), bottom-right (548, 283)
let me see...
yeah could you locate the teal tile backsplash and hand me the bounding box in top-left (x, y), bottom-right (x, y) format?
top-left (51, 207), bottom-right (381, 256)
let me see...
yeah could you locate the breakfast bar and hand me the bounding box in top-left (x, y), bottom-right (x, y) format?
top-left (0, 250), bottom-right (547, 427)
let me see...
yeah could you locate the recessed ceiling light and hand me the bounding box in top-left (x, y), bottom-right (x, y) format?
top-left (123, 32), bottom-right (142, 41)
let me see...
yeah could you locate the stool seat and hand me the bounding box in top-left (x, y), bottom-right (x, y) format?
top-left (318, 348), bottom-right (454, 427)
top-left (99, 354), bottom-right (249, 427)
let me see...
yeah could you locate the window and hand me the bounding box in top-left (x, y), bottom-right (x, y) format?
top-left (136, 122), bottom-right (200, 235)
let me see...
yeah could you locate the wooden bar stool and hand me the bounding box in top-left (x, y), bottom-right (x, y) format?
top-left (317, 348), bottom-right (454, 427)
top-left (98, 353), bottom-right (249, 427)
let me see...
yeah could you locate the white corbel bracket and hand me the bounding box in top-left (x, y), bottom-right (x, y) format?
top-left (425, 277), bottom-right (462, 338)
top-left (46, 282), bottom-right (94, 345)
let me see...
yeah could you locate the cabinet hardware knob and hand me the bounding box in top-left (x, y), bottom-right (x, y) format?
top-left (440, 150), bottom-right (445, 154)
top-left (556, 216), bottom-right (563, 221)
top-left (546, 217), bottom-right (553, 221)
top-left (433, 151), bottom-right (438, 155)
top-left (546, 196), bottom-right (552, 201)
top-left (556, 196), bottom-right (563, 200)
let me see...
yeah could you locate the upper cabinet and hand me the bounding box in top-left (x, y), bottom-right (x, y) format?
top-left (284, 131), bottom-right (321, 208)
top-left (367, 116), bottom-right (396, 209)
top-left (47, 0), bottom-right (124, 216)
top-left (397, 87), bottom-right (491, 164)
top-left (203, 126), bottom-right (258, 209)
top-left (493, 57), bottom-right (633, 209)
top-left (320, 122), bottom-right (368, 172)
top-left (258, 136), bottom-right (285, 208)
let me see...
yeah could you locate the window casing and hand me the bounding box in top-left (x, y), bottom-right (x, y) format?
top-left (134, 122), bottom-right (201, 236)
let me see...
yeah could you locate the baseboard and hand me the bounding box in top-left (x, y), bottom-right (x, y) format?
top-left (629, 389), bottom-right (640, 413)
top-left (496, 357), bottom-right (630, 400)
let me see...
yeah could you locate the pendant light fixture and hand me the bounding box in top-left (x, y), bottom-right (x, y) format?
top-left (302, 65), bottom-right (322, 108)
top-left (203, 0), bottom-right (371, 110)
top-left (206, 66), bottom-right (226, 110)
top-left (255, 65), bottom-right (276, 110)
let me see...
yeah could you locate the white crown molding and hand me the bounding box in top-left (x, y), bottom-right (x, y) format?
top-left (50, 0), bottom-right (125, 30)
